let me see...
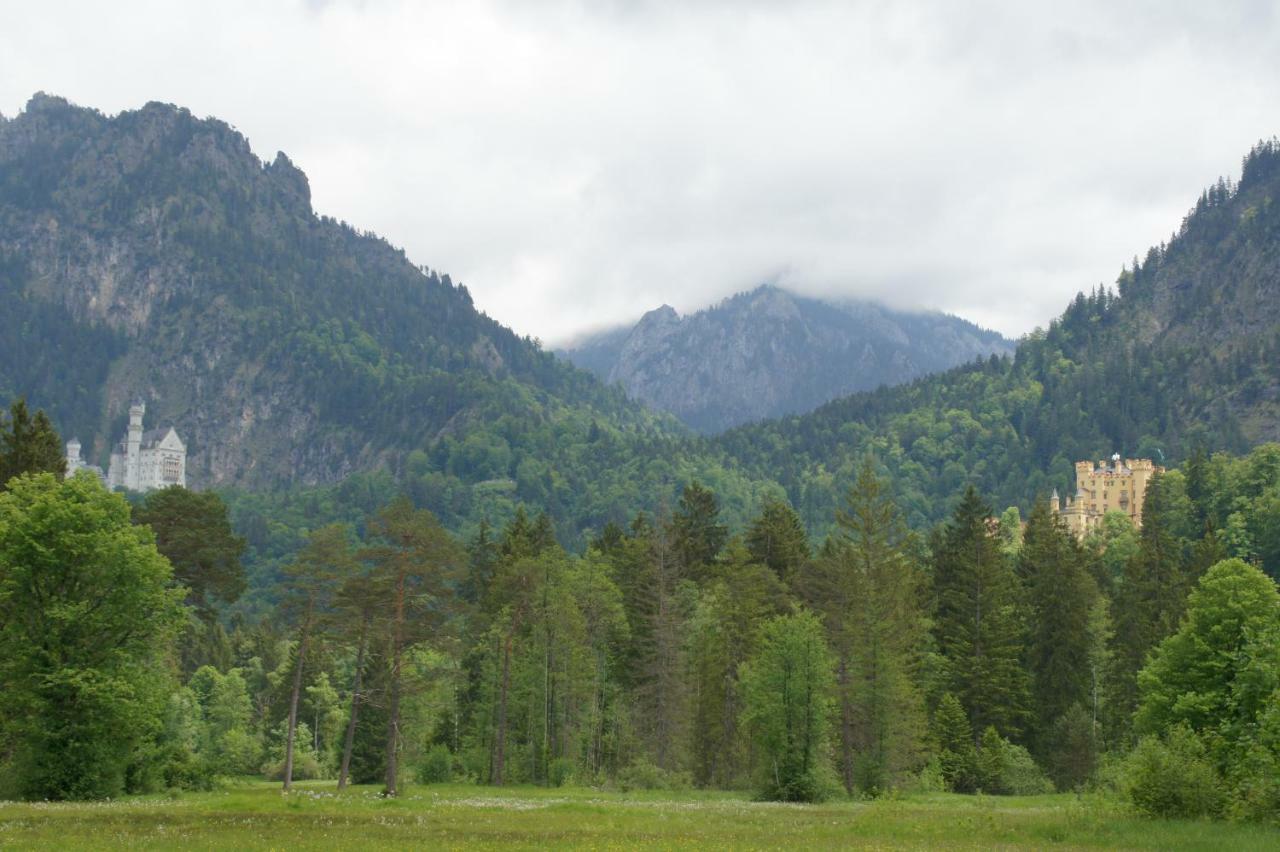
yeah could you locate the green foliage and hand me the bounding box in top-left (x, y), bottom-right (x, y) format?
top-left (745, 496), bottom-right (810, 581)
top-left (615, 757), bottom-right (692, 792)
top-left (741, 611), bottom-right (836, 802)
top-left (1123, 725), bottom-right (1225, 819)
top-left (417, 744), bottom-right (454, 784)
top-left (801, 457), bottom-right (928, 795)
top-left (134, 487), bottom-right (247, 618)
top-left (672, 481), bottom-right (729, 579)
top-left (1046, 704), bottom-right (1100, 791)
top-left (0, 473), bottom-right (186, 799)
top-left (932, 486), bottom-right (1030, 741)
top-left (262, 721), bottom-right (323, 781)
top-left (1020, 501), bottom-right (1100, 757)
top-left (931, 693), bottom-right (975, 793)
top-left (0, 398), bottom-right (64, 488)
top-left (1135, 558), bottom-right (1280, 740)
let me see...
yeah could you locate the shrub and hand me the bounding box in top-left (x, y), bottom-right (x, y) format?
top-left (616, 758), bottom-right (691, 792)
top-left (970, 726), bottom-right (1053, 796)
top-left (262, 722), bottom-right (323, 782)
top-left (1123, 725), bottom-right (1224, 819)
top-left (548, 757), bottom-right (573, 788)
top-left (998, 742), bottom-right (1054, 796)
top-left (416, 744), bottom-right (453, 785)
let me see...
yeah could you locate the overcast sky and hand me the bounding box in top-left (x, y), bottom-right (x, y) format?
top-left (2, 2), bottom-right (1277, 344)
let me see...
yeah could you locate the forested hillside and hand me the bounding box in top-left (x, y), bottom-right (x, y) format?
top-left (3, 93), bottom-right (1279, 567)
top-left (0, 93), bottom-right (683, 489)
top-left (558, 285), bottom-right (1012, 432)
top-left (717, 139), bottom-right (1280, 528)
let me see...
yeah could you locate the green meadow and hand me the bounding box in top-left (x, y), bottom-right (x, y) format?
top-left (0, 782), bottom-right (1275, 850)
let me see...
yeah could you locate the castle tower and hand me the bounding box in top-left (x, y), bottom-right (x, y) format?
top-left (65, 438), bottom-right (82, 477)
top-left (126, 401), bottom-right (145, 491)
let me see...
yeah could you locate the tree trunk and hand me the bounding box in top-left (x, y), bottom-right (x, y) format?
top-left (494, 633), bottom-right (513, 785)
top-left (283, 622), bottom-right (310, 792)
top-left (384, 573), bottom-right (406, 797)
top-left (337, 617), bottom-right (368, 791)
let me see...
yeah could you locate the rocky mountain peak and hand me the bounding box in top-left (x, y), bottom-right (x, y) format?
top-left (560, 286), bottom-right (1013, 432)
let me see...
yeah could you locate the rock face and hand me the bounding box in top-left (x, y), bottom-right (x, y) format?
top-left (560, 286), bottom-right (1014, 432)
top-left (0, 93), bottom-right (648, 489)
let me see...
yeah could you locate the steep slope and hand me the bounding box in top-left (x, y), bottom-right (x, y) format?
top-left (715, 139), bottom-right (1280, 528)
top-left (0, 93), bottom-right (673, 490)
top-left (559, 286), bottom-right (1013, 432)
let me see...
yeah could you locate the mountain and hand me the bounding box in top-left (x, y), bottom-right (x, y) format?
top-left (715, 140), bottom-right (1280, 527)
top-left (0, 93), bottom-right (678, 495)
top-left (3, 92), bottom-right (1278, 558)
top-left (558, 287), bottom-right (1014, 432)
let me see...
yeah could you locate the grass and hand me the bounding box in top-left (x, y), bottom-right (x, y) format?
top-left (0, 781), bottom-right (1276, 850)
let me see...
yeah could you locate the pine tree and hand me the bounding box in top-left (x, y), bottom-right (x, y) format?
top-left (932, 486), bottom-right (1030, 741)
top-left (361, 498), bottom-right (463, 796)
top-left (134, 487), bottom-right (246, 617)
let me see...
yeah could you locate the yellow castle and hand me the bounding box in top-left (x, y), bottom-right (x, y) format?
top-left (1051, 455), bottom-right (1163, 537)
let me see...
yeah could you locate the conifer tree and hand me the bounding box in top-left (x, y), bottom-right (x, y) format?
top-left (134, 487), bottom-right (246, 618)
top-left (1019, 501), bottom-right (1099, 757)
top-left (361, 498), bottom-right (463, 796)
top-left (1110, 473), bottom-right (1192, 735)
top-left (932, 692), bottom-right (975, 793)
top-left (803, 458), bottom-right (928, 794)
top-left (0, 398), bottom-right (64, 489)
top-left (746, 496), bottom-right (810, 581)
top-left (932, 486), bottom-right (1030, 741)
top-left (335, 565), bottom-right (380, 790)
top-left (672, 481), bottom-right (728, 580)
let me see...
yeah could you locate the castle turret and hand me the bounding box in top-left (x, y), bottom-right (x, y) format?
top-left (125, 401), bottom-right (145, 491)
top-left (1050, 488), bottom-right (1060, 514)
top-left (65, 438), bottom-right (82, 477)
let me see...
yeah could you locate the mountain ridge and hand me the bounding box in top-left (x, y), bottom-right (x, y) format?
top-left (559, 284), bottom-right (1014, 432)
top-left (0, 92), bottom-right (674, 491)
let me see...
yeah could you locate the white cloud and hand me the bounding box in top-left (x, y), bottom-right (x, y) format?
top-left (2, 0), bottom-right (1276, 343)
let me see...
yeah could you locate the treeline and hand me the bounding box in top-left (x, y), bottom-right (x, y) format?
top-left (2, 399), bottom-right (1278, 824)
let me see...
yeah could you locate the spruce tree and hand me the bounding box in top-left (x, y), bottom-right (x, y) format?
top-left (932, 486), bottom-right (1030, 741)
top-left (804, 458), bottom-right (928, 795)
top-left (932, 692), bottom-right (974, 793)
top-left (672, 481), bottom-right (728, 580)
top-left (1109, 473), bottom-right (1192, 735)
top-left (746, 496), bottom-right (810, 582)
top-left (1019, 501), bottom-right (1099, 757)
top-left (0, 398), bottom-right (64, 488)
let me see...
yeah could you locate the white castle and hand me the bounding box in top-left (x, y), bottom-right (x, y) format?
top-left (65, 401), bottom-right (186, 491)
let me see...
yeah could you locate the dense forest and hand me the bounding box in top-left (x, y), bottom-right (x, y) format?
top-left (2, 96), bottom-right (1280, 825)
top-left (2, 404), bottom-right (1278, 824)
